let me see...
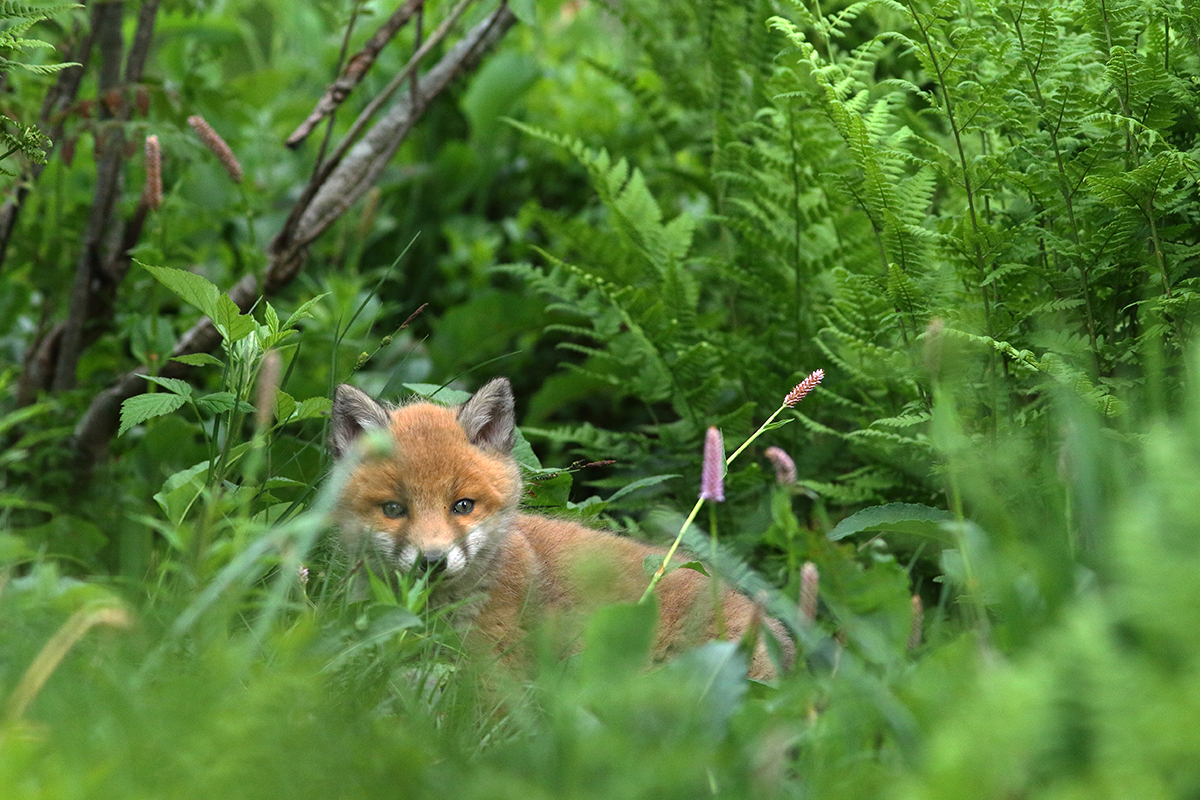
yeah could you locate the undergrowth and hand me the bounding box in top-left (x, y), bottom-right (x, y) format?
top-left (5, 0), bottom-right (1200, 796)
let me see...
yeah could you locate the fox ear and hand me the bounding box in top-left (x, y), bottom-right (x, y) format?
top-left (458, 377), bottom-right (515, 454)
top-left (330, 384), bottom-right (391, 459)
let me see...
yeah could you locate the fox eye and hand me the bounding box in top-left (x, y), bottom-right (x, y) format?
top-left (451, 498), bottom-right (475, 515)
top-left (381, 501), bottom-right (407, 519)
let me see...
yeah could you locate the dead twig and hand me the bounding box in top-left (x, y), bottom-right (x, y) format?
top-left (53, 1), bottom-right (129, 392)
top-left (274, 0), bottom-right (479, 262)
top-left (43, 1), bottom-right (161, 393)
top-left (287, 0), bottom-right (426, 148)
top-left (0, 10), bottom-right (96, 273)
top-left (69, 3), bottom-right (517, 474)
top-left (277, 1), bottom-right (512, 266)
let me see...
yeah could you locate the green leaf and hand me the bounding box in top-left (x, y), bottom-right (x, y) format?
top-left (153, 460), bottom-right (210, 527)
top-left (0, 402), bottom-right (51, 439)
top-left (0, 496), bottom-right (56, 514)
top-left (511, 428), bottom-right (543, 471)
top-left (214, 294), bottom-right (256, 342)
top-left (142, 262), bottom-right (254, 343)
top-left (291, 397), bottom-right (332, 421)
top-left (118, 392), bottom-right (188, 437)
top-left (760, 418), bottom-right (795, 434)
top-left (826, 502), bottom-right (954, 542)
top-left (283, 293), bottom-right (329, 330)
top-left (525, 472), bottom-right (572, 509)
top-left (262, 477), bottom-right (306, 490)
top-left (669, 641), bottom-right (747, 720)
top-left (195, 392), bottom-right (254, 415)
top-left (274, 389), bottom-right (297, 423)
top-left (607, 473), bottom-right (679, 503)
top-left (402, 382), bottom-right (471, 404)
top-left (264, 302), bottom-right (280, 335)
top-left (0, 533), bottom-right (33, 566)
top-left (144, 376), bottom-right (193, 397)
top-left (170, 353), bottom-right (224, 368)
top-left (677, 560), bottom-right (710, 577)
top-left (142, 262), bottom-right (222, 321)
top-left (508, 0), bottom-right (536, 24)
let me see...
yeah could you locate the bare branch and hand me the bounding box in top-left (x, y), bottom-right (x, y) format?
top-left (274, 0), bottom-right (478, 258)
top-left (69, 3), bottom-right (518, 474)
top-left (53, 1), bottom-right (128, 392)
top-left (285, 3), bottom-right (515, 256)
top-left (125, 0), bottom-right (160, 84)
top-left (0, 10), bottom-right (98, 273)
top-left (35, 1), bottom-right (163, 393)
top-left (287, 0), bottom-right (426, 148)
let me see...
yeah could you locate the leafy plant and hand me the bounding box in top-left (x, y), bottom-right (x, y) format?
top-left (0, 2), bottom-right (80, 172)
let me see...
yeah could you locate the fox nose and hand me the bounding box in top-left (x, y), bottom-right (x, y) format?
top-left (416, 550), bottom-right (447, 574)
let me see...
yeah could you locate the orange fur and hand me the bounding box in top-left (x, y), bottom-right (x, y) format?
top-left (330, 379), bottom-right (794, 680)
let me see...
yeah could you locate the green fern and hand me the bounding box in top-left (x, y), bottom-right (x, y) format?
top-left (0, 2), bottom-right (81, 170)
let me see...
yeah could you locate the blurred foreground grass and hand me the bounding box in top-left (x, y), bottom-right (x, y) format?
top-left (6, 361), bottom-right (1200, 799)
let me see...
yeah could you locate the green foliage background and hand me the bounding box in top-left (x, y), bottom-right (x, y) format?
top-left (3, 0), bottom-right (1200, 796)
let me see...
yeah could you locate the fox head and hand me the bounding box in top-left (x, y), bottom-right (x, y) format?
top-left (329, 378), bottom-right (522, 593)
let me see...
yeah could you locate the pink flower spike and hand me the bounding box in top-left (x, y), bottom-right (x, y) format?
top-left (800, 561), bottom-right (819, 623)
top-left (908, 594), bottom-right (923, 651)
top-left (143, 135), bottom-right (162, 210)
top-left (699, 426), bottom-right (725, 502)
top-left (784, 369), bottom-right (824, 408)
top-left (188, 114), bottom-right (243, 183)
top-left (764, 446), bottom-right (797, 486)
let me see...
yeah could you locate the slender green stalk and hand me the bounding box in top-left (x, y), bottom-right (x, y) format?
top-left (639, 371), bottom-right (824, 603)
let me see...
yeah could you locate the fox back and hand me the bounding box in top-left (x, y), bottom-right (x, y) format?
top-left (329, 378), bottom-right (794, 679)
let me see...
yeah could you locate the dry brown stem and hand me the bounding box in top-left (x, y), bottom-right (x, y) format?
top-left (286, 0), bottom-right (427, 148)
top-left (68, 3), bottom-right (517, 477)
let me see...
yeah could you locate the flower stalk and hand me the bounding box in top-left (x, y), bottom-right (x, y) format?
top-left (188, 115), bottom-right (243, 183)
top-left (640, 370), bottom-right (825, 604)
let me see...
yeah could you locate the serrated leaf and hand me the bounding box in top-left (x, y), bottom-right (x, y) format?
top-left (214, 294), bottom-right (256, 343)
top-left (827, 502), bottom-right (954, 542)
top-left (144, 376), bottom-right (193, 397)
top-left (291, 397), bottom-right (332, 421)
top-left (119, 392), bottom-right (187, 437)
top-left (195, 392), bottom-right (254, 415)
top-left (283, 293), bottom-right (329, 330)
top-left (170, 353), bottom-right (224, 368)
top-left (153, 460), bottom-right (210, 527)
top-left (264, 302), bottom-right (280, 335)
top-left (142, 262), bottom-right (221, 321)
top-left (274, 390), bottom-right (296, 423)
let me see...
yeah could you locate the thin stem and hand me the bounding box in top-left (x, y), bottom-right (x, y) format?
top-left (789, 102), bottom-right (803, 343)
top-left (727, 403), bottom-right (787, 464)
top-left (640, 401), bottom-right (790, 603)
top-left (906, 1), bottom-right (991, 329)
top-left (638, 496), bottom-right (705, 604)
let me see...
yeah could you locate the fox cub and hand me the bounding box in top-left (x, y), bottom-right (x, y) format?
top-left (330, 378), bottom-right (794, 680)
